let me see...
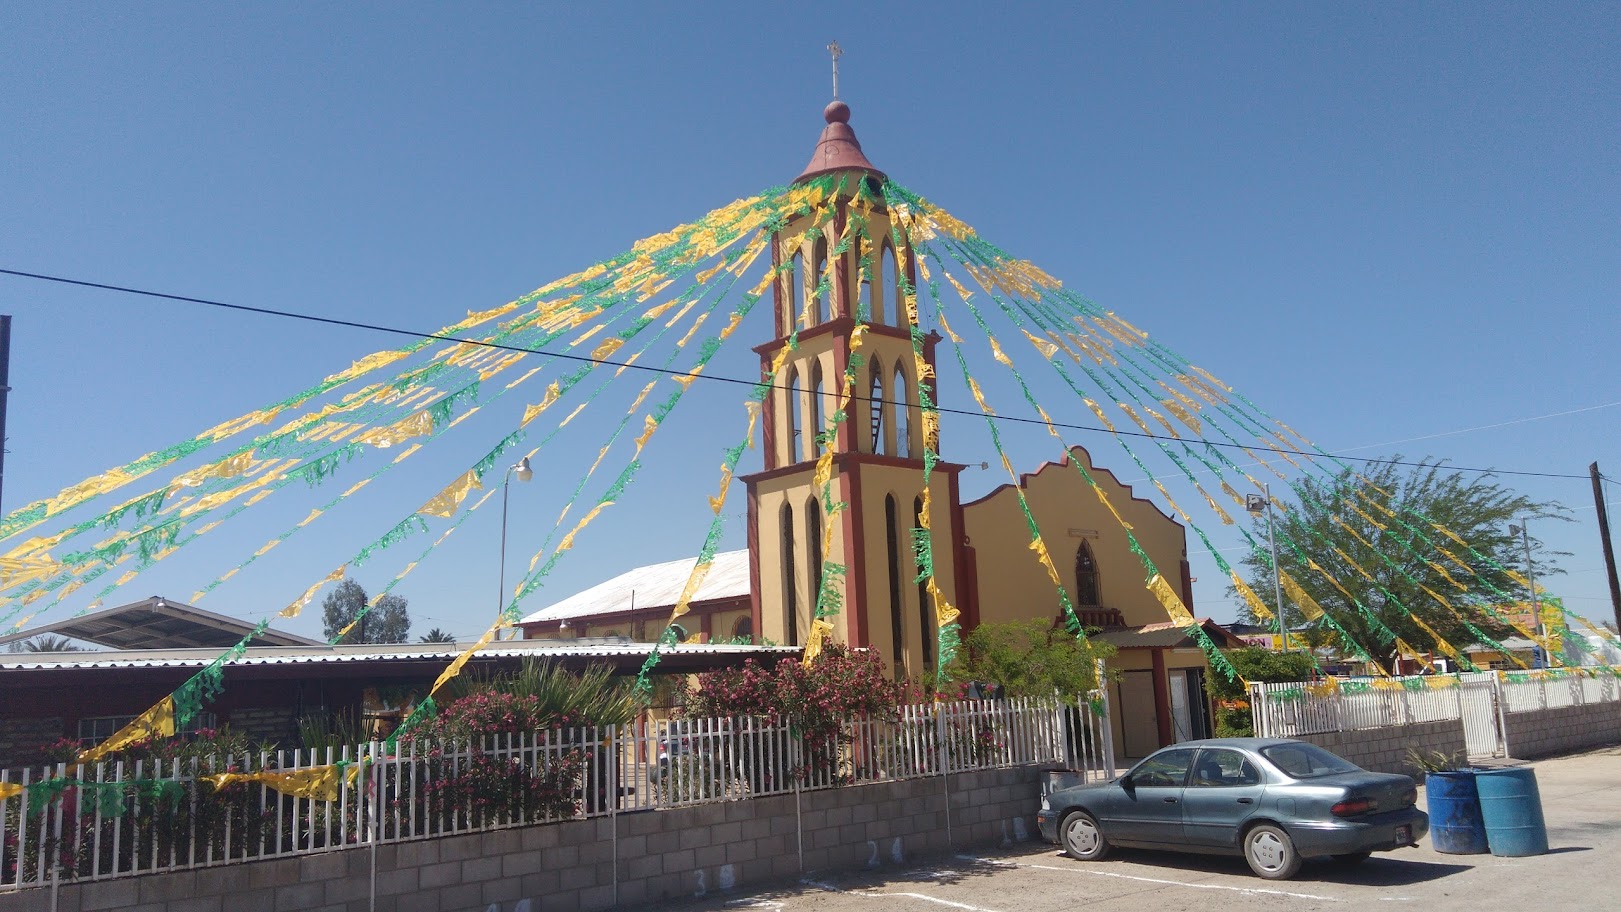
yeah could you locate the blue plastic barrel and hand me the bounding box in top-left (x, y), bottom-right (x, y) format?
top-left (1425, 771), bottom-right (1488, 854)
top-left (1475, 767), bottom-right (1549, 857)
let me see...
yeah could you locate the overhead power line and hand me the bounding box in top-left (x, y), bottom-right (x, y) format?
top-left (0, 266), bottom-right (1596, 482)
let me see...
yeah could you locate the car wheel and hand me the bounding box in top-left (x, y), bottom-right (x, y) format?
top-left (1061, 810), bottom-right (1111, 861)
top-left (1331, 851), bottom-right (1372, 866)
top-left (1244, 823), bottom-right (1302, 880)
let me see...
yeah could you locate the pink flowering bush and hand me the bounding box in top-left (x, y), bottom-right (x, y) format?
top-left (680, 645), bottom-right (903, 783)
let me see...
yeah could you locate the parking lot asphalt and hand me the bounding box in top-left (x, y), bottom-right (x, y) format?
top-left (652, 745), bottom-right (1621, 912)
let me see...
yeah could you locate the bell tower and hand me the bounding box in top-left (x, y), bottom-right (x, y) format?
top-left (744, 100), bottom-right (972, 679)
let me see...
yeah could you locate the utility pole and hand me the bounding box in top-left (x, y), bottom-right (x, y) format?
top-left (1247, 487), bottom-right (1288, 652)
top-left (1510, 520), bottom-right (1543, 667)
top-left (1592, 462), bottom-right (1621, 633)
top-left (0, 314), bottom-right (11, 517)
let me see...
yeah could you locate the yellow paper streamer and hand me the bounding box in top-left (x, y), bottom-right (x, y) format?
top-left (1277, 571), bottom-right (1325, 621)
top-left (417, 470), bottom-right (483, 519)
top-left (1230, 572), bottom-right (1275, 621)
top-left (78, 697), bottom-right (176, 765)
top-left (1146, 573), bottom-right (1197, 627)
top-left (202, 764), bottom-right (362, 802)
top-left (280, 567), bottom-right (346, 618)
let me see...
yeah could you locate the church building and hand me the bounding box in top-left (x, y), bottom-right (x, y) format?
top-left (520, 102), bottom-right (1241, 757)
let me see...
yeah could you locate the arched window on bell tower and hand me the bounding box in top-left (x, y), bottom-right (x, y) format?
top-left (893, 363), bottom-right (911, 458)
top-left (877, 240), bottom-right (896, 326)
top-left (857, 236), bottom-right (873, 321)
top-left (786, 364), bottom-right (803, 466)
top-left (912, 496), bottom-right (934, 671)
top-left (867, 356), bottom-right (885, 454)
top-left (788, 249), bottom-right (803, 330)
top-left (782, 502), bottom-right (798, 644)
top-left (1075, 540), bottom-right (1101, 606)
top-left (885, 494), bottom-right (905, 677)
top-left (809, 358), bottom-right (825, 457)
top-left (810, 235), bottom-right (828, 324)
top-left (808, 496), bottom-right (824, 616)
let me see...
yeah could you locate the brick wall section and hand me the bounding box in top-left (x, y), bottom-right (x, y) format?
top-left (1504, 700), bottom-right (1621, 760)
top-left (1295, 718), bottom-right (1467, 777)
top-left (0, 766), bottom-right (1045, 912)
top-left (0, 717), bottom-right (63, 768)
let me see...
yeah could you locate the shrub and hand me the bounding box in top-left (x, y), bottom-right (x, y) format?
top-left (681, 645), bottom-right (903, 782)
top-left (1208, 647), bottom-right (1317, 736)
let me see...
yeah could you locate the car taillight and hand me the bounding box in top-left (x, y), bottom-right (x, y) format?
top-left (1331, 797), bottom-right (1376, 817)
top-left (1401, 786), bottom-right (1417, 808)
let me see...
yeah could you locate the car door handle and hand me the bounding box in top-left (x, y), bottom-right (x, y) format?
top-left (1236, 798), bottom-right (1254, 804)
top-left (1163, 797), bottom-right (1179, 803)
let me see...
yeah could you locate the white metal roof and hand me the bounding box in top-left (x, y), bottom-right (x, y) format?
top-left (520, 549), bottom-right (751, 624)
top-left (0, 637), bottom-right (796, 672)
top-left (0, 595), bottom-right (324, 650)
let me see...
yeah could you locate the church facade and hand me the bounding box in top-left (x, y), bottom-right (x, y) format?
top-left (521, 102), bottom-right (1238, 756)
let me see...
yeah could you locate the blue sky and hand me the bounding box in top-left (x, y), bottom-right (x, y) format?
top-left (1, 2), bottom-right (1617, 641)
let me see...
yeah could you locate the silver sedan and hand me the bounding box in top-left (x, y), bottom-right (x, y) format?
top-left (1036, 737), bottom-right (1429, 879)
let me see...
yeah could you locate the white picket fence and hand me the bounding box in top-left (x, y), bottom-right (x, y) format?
top-left (1250, 666), bottom-right (1621, 759)
top-left (1, 694), bottom-right (1112, 890)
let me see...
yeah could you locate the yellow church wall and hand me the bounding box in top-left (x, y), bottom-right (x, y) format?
top-left (962, 446), bottom-right (1190, 630)
top-left (848, 462), bottom-right (963, 677)
top-left (753, 471), bottom-right (853, 648)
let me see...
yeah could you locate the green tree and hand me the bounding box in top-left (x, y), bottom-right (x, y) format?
top-left (943, 619), bottom-right (1116, 698)
top-left (321, 579), bottom-right (412, 644)
top-left (1237, 459), bottom-right (1566, 673)
top-left (419, 628), bottom-right (456, 643)
top-left (5, 634), bottom-right (85, 653)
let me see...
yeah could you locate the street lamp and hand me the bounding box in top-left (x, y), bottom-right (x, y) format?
top-left (1509, 520), bottom-right (1544, 668)
top-left (498, 456), bottom-right (533, 638)
top-left (1246, 486), bottom-right (1288, 653)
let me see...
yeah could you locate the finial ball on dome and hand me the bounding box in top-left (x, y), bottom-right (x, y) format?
top-left (824, 101), bottom-right (851, 124)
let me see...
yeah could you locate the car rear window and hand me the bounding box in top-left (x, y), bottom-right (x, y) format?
top-left (1260, 743), bottom-right (1360, 778)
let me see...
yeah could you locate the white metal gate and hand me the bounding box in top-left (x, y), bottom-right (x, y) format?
top-left (1458, 672), bottom-right (1507, 759)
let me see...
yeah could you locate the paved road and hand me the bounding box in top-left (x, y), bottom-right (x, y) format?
top-left (654, 745), bottom-right (1621, 912)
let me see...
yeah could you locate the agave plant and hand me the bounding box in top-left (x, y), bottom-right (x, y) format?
top-left (447, 659), bottom-right (640, 728)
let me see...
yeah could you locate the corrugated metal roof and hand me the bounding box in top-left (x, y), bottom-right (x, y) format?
top-left (0, 637), bottom-right (797, 672)
top-left (0, 596), bottom-right (323, 650)
top-left (520, 549), bottom-right (751, 624)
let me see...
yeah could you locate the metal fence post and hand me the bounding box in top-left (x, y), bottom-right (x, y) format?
top-left (1494, 673), bottom-right (1511, 759)
top-left (1248, 682), bottom-right (1267, 737)
top-left (609, 724), bottom-right (619, 907)
top-left (935, 702), bottom-right (953, 850)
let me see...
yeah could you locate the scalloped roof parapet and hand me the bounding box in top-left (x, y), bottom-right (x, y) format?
top-left (960, 445), bottom-right (1182, 528)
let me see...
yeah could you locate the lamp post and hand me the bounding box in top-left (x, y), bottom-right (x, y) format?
top-left (1246, 486), bottom-right (1288, 652)
top-left (1509, 520), bottom-right (1543, 668)
top-left (498, 456), bottom-right (533, 636)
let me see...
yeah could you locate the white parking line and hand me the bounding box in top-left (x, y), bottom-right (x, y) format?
top-left (954, 855), bottom-right (1341, 902)
top-left (804, 880), bottom-right (1007, 912)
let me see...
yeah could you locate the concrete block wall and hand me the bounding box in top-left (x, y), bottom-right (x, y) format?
top-left (1296, 718), bottom-right (1466, 776)
top-left (0, 766), bottom-right (1044, 912)
top-left (1504, 700), bottom-right (1621, 760)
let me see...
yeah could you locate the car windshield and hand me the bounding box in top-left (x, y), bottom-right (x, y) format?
top-left (1260, 743), bottom-right (1360, 778)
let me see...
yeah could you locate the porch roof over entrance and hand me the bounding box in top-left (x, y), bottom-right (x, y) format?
top-left (1091, 618), bottom-right (1247, 650)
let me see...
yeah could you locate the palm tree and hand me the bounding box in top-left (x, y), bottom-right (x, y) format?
top-left (419, 628), bottom-right (456, 643)
top-left (6, 634), bottom-right (85, 653)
